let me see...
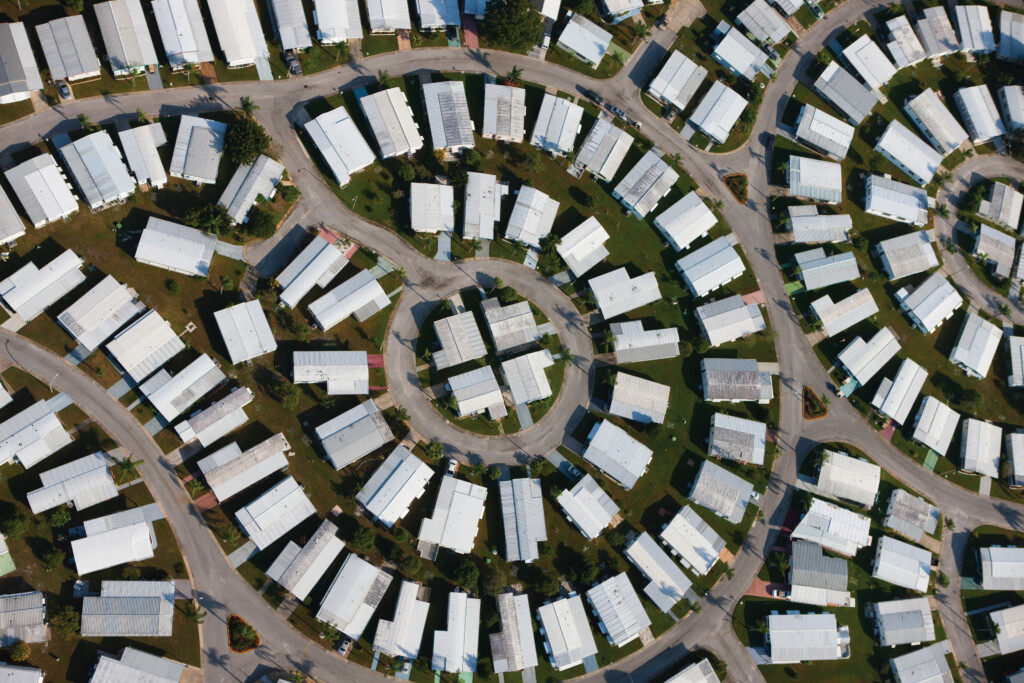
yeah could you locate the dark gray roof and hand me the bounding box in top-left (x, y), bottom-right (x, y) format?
top-left (791, 540), bottom-right (848, 591)
top-left (0, 23), bottom-right (43, 98)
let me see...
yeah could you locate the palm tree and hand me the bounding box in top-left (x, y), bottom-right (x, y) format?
top-left (395, 266), bottom-right (407, 280)
top-left (555, 343), bottom-right (572, 366)
top-left (505, 65), bottom-right (523, 85)
top-left (491, 277), bottom-right (504, 292)
top-left (396, 406), bottom-right (409, 422)
top-left (187, 479), bottom-right (204, 496)
top-left (136, 108), bottom-right (148, 123)
top-left (77, 113), bottom-right (92, 130)
top-left (184, 600), bottom-right (207, 623)
top-left (183, 62), bottom-right (197, 85)
top-left (635, 22), bottom-right (651, 43)
top-left (114, 455), bottom-right (143, 483)
top-left (239, 95), bottom-right (258, 118)
top-left (377, 69), bottom-right (390, 86)
top-left (221, 525), bottom-right (241, 546)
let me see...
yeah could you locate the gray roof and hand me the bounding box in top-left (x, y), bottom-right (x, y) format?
top-left (576, 116), bottom-right (632, 183)
top-left (72, 517), bottom-right (154, 575)
top-left (767, 613), bottom-right (844, 663)
top-left (482, 84), bottom-right (526, 142)
top-left (168, 115), bottom-right (227, 184)
top-left (872, 535), bottom-right (932, 591)
top-left (314, 0), bottom-right (362, 42)
top-left (583, 420), bottom-right (653, 489)
top-left (659, 504), bottom-right (726, 576)
top-left (3, 154), bottom-right (78, 228)
top-left (0, 592), bottom-right (47, 646)
top-left (791, 497), bottom-right (871, 556)
top-left (955, 84), bottom-right (1007, 142)
top-left (0, 23), bottom-right (42, 98)
top-left (812, 61), bottom-right (879, 124)
top-left (788, 206), bottom-right (852, 243)
top-left (886, 14), bottom-right (927, 67)
top-left (59, 131), bottom-right (136, 209)
top-left (136, 216), bottom-right (218, 277)
top-left (676, 235), bottom-right (747, 298)
top-left (0, 663), bottom-right (41, 683)
top-left (884, 488), bottom-right (939, 542)
top-left (904, 89), bottom-right (968, 156)
top-left (556, 11), bottom-right (611, 65)
top-left (206, 0), bottom-right (269, 65)
top-left (463, 172), bottom-right (505, 240)
top-left (888, 641), bottom-right (953, 683)
top-left (481, 298), bottom-right (539, 355)
top-left (609, 371), bottom-right (670, 424)
top-left (530, 93), bottom-right (583, 156)
top-left (977, 182), bottom-right (1023, 231)
top-left (815, 450), bottom-right (880, 507)
top-left (0, 249), bottom-right (86, 323)
top-left (106, 309), bottom-right (186, 382)
top-left (174, 385), bottom-right (253, 447)
top-left (612, 148), bottom-right (678, 218)
top-left (536, 594), bottom-right (598, 670)
top-left (140, 354), bottom-right (225, 421)
top-left (448, 365), bottom-right (506, 419)
top-left (315, 399), bottom-right (393, 469)
top-left (197, 433), bottom-right (290, 502)
top-left (491, 593), bottom-right (538, 673)
top-left (843, 34), bottom-right (897, 90)
top-left (152, 0), bottom-right (215, 67)
top-left (499, 478), bottom-right (547, 563)
top-left (695, 295), bottom-right (766, 347)
top-left (955, 5), bottom-right (995, 52)
top-left (0, 399), bottom-right (73, 471)
top-left (432, 591), bottom-right (481, 674)
top-left (358, 88), bottom-right (422, 158)
top-left (653, 191), bottom-right (718, 252)
top-left (276, 233), bottom-right (350, 309)
top-left (787, 156), bottom-right (842, 203)
top-left (950, 311), bottom-right (1000, 378)
top-left (916, 7), bottom-right (959, 57)
top-left (214, 300), bottom-right (278, 364)
top-left (234, 476), bottom-right (316, 549)
top-left (586, 572), bottom-right (651, 648)
top-left (81, 581), bottom-right (175, 637)
top-left (874, 596), bottom-right (935, 646)
top-left (266, 518), bottom-right (345, 600)
top-left (875, 120), bottom-right (942, 186)
top-left (373, 580), bottom-right (430, 660)
top-left (90, 648), bottom-right (185, 683)
top-left (268, 0), bottom-right (312, 50)
top-left (93, 0), bottom-right (159, 71)
top-left (794, 247), bottom-right (860, 289)
top-left (737, 0), bottom-right (791, 43)
top-left (502, 350), bottom-right (554, 406)
top-left (708, 412), bottom-right (767, 465)
top-left (610, 320), bottom-right (679, 364)
top-left (811, 289), bottom-right (879, 337)
top-left (26, 452), bottom-right (115, 513)
top-left (418, 477), bottom-right (489, 554)
top-left (219, 155), bottom-right (285, 224)
top-left (999, 10), bottom-right (1024, 62)
top-left (305, 107), bottom-right (375, 187)
top-left (365, 0), bottom-right (413, 31)
top-left (35, 16), bottom-right (100, 81)
top-left (118, 123), bottom-right (169, 188)
top-left (794, 104), bottom-right (854, 160)
top-left (423, 80), bottom-right (475, 151)
top-left (712, 25), bottom-right (768, 81)
top-left (791, 540), bottom-right (847, 591)
top-left (506, 186), bottom-right (559, 248)
top-left (667, 659), bottom-right (720, 683)
top-left (689, 459), bottom-right (753, 524)
top-left (980, 546), bottom-right (1024, 591)
top-left (356, 446), bottom-right (433, 527)
top-left (877, 230), bottom-right (937, 280)
top-left (433, 311), bottom-right (486, 370)
top-left (647, 51), bottom-right (707, 112)
top-left (293, 350), bottom-right (368, 395)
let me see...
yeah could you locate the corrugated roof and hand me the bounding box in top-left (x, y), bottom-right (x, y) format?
top-left (871, 357), bottom-right (928, 425)
top-left (4, 154), bottom-right (77, 229)
top-left (81, 580), bottom-right (175, 637)
top-left (815, 450), bottom-right (880, 507)
top-left (0, 663), bottom-right (42, 683)
top-left (106, 309), bottom-right (186, 382)
top-left (688, 81), bottom-right (747, 144)
top-left (737, 0), bottom-right (791, 44)
top-left (872, 535), bottom-right (932, 591)
top-left (59, 131), bottom-right (136, 209)
top-left (268, 0), bottom-right (312, 50)
top-left (955, 84), bottom-right (1006, 143)
top-left (659, 505), bottom-right (725, 575)
top-left (356, 446), bottom-right (432, 527)
top-left (653, 191), bottom-right (717, 252)
top-left (463, 172), bottom-right (505, 240)
top-left (432, 591), bottom-right (481, 673)
top-left (904, 89), bottom-right (968, 155)
top-left (169, 116), bottom-right (227, 183)
top-left (309, 269), bottom-right (390, 330)
top-left (0, 592), bottom-right (46, 645)
top-left (277, 234), bottom-right (349, 309)
top-left (708, 412), bottom-right (767, 464)
top-left (314, 0), bottom-right (362, 42)
top-left (293, 350), bottom-right (368, 394)
top-left (791, 540), bottom-right (848, 592)
top-left (648, 51), bottom-right (707, 111)
top-left (677, 235), bottom-right (746, 297)
top-left (666, 659), bottom-right (720, 683)
top-left (235, 476), bottom-right (315, 549)
top-left (889, 641), bottom-right (953, 683)
top-left (874, 596), bottom-right (935, 646)
top-left (91, 648), bottom-right (185, 683)
top-left (810, 289), bottom-right (879, 337)
top-left (423, 81), bottom-right (474, 150)
top-left (795, 104), bottom-right (854, 160)
top-left (877, 230), bottom-right (937, 280)
top-left (959, 417), bottom-right (1000, 477)
top-left (557, 474), bottom-right (619, 539)
top-left (0, 23), bottom-right (42, 98)
top-left (481, 298), bottom-right (539, 355)
top-left (812, 61), bottom-right (879, 124)
top-left (613, 148), bottom-right (678, 218)
top-left (359, 88), bottom-right (422, 158)
top-left (448, 364), bottom-right (506, 418)
top-left (530, 93), bottom-right (584, 156)
top-left (610, 320), bottom-right (679, 364)
top-left (884, 488), bottom-right (939, 542)
top-left (700, 357), bottom-right (772, 402)
top-left (502, 350), bottom-right (554, 405)
top-left (305, 106), bottom-right (375, 186)
top-left (980, 546), bottom-right (1024, 590)
top-left (886, 15), bottom-right (927, 67)
top-left (712, 26), bottom-right (768, 81)
top-left (434, 312), bottom-right (486, 370)
top-left (992, 604), bottom-right (1024, 654)
top-left (875, 120), bottom-right (942, 186)
top-left (586, 573), bottom-right (650, 647)
top-left (418, 476), bottom-right (487, 553)
top-left (788, 155), bottom-right (843, 203)
top-left (266, 518), bottom-right (344, 600)
top-left (174, 385), bottom-right (253, 446)
top-left (206, 0), bottom-right (268, 65)
top-left (576, 116), bottom-right (633, 182)
top-left (26, 452), bottom-right (114, 512)
top-left (696, 296), bottom-right (766, 347)
top-left (214, 300), bottom-right (277, 364)
top-left (482, 84), bottom-right (526, 142)
top-left (373, 580), bottom-right (430, 659)
top-left (93, 0), bottom-right (159, 72)
top-left (316, 399), bottom-right (393, 469)
top-left (583, 420), bottom-right (653, 489)
top-left (491, 593), bottom-right (538, 673)
top-left (916, 7), bottom-right (959, 57)
top-left (152, 0), bottom-right (214, 67)
top-left (688, 459), bottom-right (753, 524)
top-left (955, 5), bottom-right (995, 52)
top-left (317, 553), bottom-right (393, 640)
top-left (791, 497), bottom-right (871, 556)
top-left (794, 248), bottom-right (860, 290)
top-left (365, 0), bottom-right (413, 31)
top-left (624, 532), bottom-right (695, 612)
top-left (900, 272), bottom-right (961, 333)
top-left (142, 354), bottom-right (225, 421)
top-left (537, 594), bottom-right (598, 670)
top-left (590, 268), bottom-right (661, 320)
top-left (198, 433), bottom-right (290, 501)
top-left (950, 312), bottom-right (1000, 378)
top-left (506, 186), bottom-right (559, 248)
top-left (118, 123), bottom-right (168, 188)
top-left (0, 249), bottom-right (85, 322)
top-left (137, 216), bottom-right (218, 277)
top-left (557, 12), bottom-right (611, 65)
top-left (768, 613), bottom-right (843, 663)
top-left (836, 327), bottom-right (900, 385)
top-left (35, 16), bottom-right (100, 81)
top-left (788, 205), bottom-right (852, 243)
top-left (978, 182), bottom-right (1023, 231)
top-left (609, 372), bottom-right (670, 424)
top-left (499, 478), bottom-right (547, 563)
top-left (0, 400), bottom-right (73, 472)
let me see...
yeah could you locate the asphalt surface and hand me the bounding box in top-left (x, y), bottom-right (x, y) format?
top-left (2, 1), bottom-right (1024, 681)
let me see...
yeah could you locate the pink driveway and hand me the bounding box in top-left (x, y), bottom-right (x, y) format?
top-left (462, 14), bottom-right (479, 48)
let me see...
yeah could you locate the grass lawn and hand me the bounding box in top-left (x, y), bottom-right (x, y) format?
top-left (0, 99), bottom-right (35, 125)
top-left (361, 34), bottom-right (399, 56)
top-left (795, 5), bottom-right (818, 27)
top-left (545, 46), bottom-right (623, 80)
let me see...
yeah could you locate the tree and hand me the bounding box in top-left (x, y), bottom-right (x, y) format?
top-left (937, 571), bottom-right (950, 588)
top-left (453, 558), bottom-right (479, 589)
top-left (280, 185), bottom-right (300, 203)
top-left (425, 441), bottom-right (444, 461)
top-left (505, 65), bottom-right (524, 85)
top-left (42, 547), bottom-right (65, 571)
top-left (1, 512), bottom-right (29, 540)
top-left (166, 279), bottom-right (181, 294)
top-left (121, 565), bottom-right (142, 580)
top-left (136, 108), bottom-right (149, 124)
top-left (400, 554), bottom-right (421, 575)
top-left (581, 193), bottom-right (597, 209)
top-left (397, 163), bottom-right (416, 182)
top-left (49, 506), bottom-right (72, 528)
top-left (396, 406), bottom-right (410, 422)
top-left (945, 517), bottom-right (955, 530)
top-left (225, 116), bottom-right (271, 166)
top-left (447, 165), bottom-right (468, 187)
top-left (77, 113), bottom-right (94, 131)
top-left (571, 0), bottom-right (595, 15)
top-left (245, 207), bottom-right (277, 238)
top-left (483, 0), bottom-right (544, 54)
top-left (239, 95), bottom-right (259, 118)
top-left (481, 566), bottom-right (506, 596)
top-left (7, 641), bottom-right (30, 662)
top-left (486, 465), bottom-right (501, 480)
top-left (634, 21), bottom-right (651, 42)
top-left (351, 526), bottom-right (375, 553)
top-left (114, 455), bottom-right (143, 484)
top-left (491, 277), bottom-right (504, 292)
top-left (183, 203), bottom-right (233, 236)
top-left (221, 524), bottom-right (241, 546)
top-left (377, 70), bottom-right (390, 86)
top-left (50, 605), bottom-right (79, 638)
top-left (498, 287), bottom-right (518, 304)
top-left (393, 527), bottom-right (411, 544)
top-left (462, 148), bottom-right (482, 170)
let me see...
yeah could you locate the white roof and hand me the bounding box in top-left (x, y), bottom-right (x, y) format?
top-left (659, 505), bottom-right (725, 575)
top-left (654, 191), bottom-right (717, 252)
top-left (557, 12), bottom-right (612, 65)
top-left (4, 155), bottom-right (77, 228)
top-left (499, 478), bottom-right (547, 563)
top-left (884, 488), bottom-right (940, 542)
top-left (978, 182), bottom-right (1024, 230)
top-left (812, 61), bottom-right (879, 124)
top-left (374, 581), bottom-right (430, 659)
top-left (269, 0), bottom-right (312, 50)
top-left (787, 155), bottom-right (843, 203)
top-left (874, 596), bottom-right (935, 646)
top-left (900, 272), bottom-right (962, 334)
top-left (449, 365), bottom-right (506, 418)
top-left (418, 477), bottom-right (487, 554)
top-left (613, 148), bottom-right (678, 218)
top-left (993, 604), bottom-right (1024, 655)
top-left (482, 84), bottom-right (526, 142)
top-left (106, 309), bottom-right (185, 382)
top-left (696, 296), bottom-right (768, 347)
top-left (872, 358), bottom-right (928, 425)
top-left (955, 85), bottom-right (1006, 143)
top-left (648, 51), bottom-right (707, 111)
top-left (317, 553), bottom-right (393, 640)
top-left (916, 7), bottom-right (959, 57)
top-left (174, 386), bottom-right (253, 447)
top-left (35, 16), bottom-right (99, 81)
top-left (0, 664), bottom-right (42, 683)
top-left (502, 350), bottom-right (554, 405)
top-left (168, 115), bottom-right (227, 184)
top-left (590, 268), bottom-right (661, 320)
top-left (356, 446), bottom-right (432, 527)
top-left (423, 81), bottom-right (475, 150)
top-left (794, 248), bottom-right (860, 290)
top-left (359, 88), bottom-right (422, 158)
top-left (999, 11), bottom-right (1024, 62)
top-left (366, 0), bottom-right (412, 31)
top-left (583, 420), bottom-right (653, 489)
top-left (1011, 432), bottom-right (1024, 486)
top-left (314, 0), bottom-right (362, 42)
top-left (265, 519), bottom-right (344, 601)
top-left (141, 354), bottom-right (225, 421)
top-left (557, 474), bottom-right (619, 539)
top-left (530, 94), bottom-right (584, 156)
top-left (0, 400), bottom-right (72, 472)
top-left (463, 172), bottom-right (505, 240)
top-left (586, 573), bottom-right (651, 647)
top-left (959, 418), bottom-right (1001, 476)
top-left (293, 350), bottom-right (368, 394)
top-left (0, 249), bottom-right (85, 322)
top-left (689, 81), bottom-right (747, 144)
top-left (315, 399), bottom-right (393, 469)
top-left (886, 15), bottom-right (927, 67)
top-left (688, 459), bottom-right (753, 524)
top-left (737, 0), bottom-right (790, 43)
top-left (836, 327), bottom-right (900, 385)
top-left (950, 312), bottom-right (999, 378)
top-left (815, 450), bottom-right (880, 507)
top-left (872, 535), bottom-right (932, 591)
top-left (136, 216), bottom-right (217, 277)
top-left (433, 311), bottom-right (486, 370)
top-left (904, 89), bottom-right (968, 155)
top-left (277, 233), bottom-right (350, 309)
top-left (410, 183), bottom-right (455, 233)
top-left (309, 269), bottom-right (390, 330)
top-left (59, 131), bottom-right (136, 209)
top-left (152, 0), bottom-right (214, 67)
top-left (788, 206), bottom-right (852, 243)
top-left (610, 373), bottom-right (670, 425)
top-left (792, 497), bottom-right (872, 556)
top-left (93, 0), bottom-right (159, 71)
top-left (197, 433), bottom-right (290, 502)
top-left (556, 217), bottom-right (609, 278)
top-left (667, 659), bottom-right (721, 683)
top-left (876, 230), bottom-right (937, 279)
top-left (304, 107), bottom-right (374, 186)
top-left (767, 613), bottom-right (844, 663)
top-left (1011, 336), bottom-right (1024, 388)
top-left (955, 5), bottom-right (995, 52)
top-left (889, 642), bottom-right (954, 683)
top-left (610, 320), bottom-right (679, 363)
top-left (537, 595), bottom-right (598, 670)
top-left (795, 104), bottom-right (854, 160)
top-left (712, 26), bottom-right (767, 81)
top-left (506, 186), bottom-right (558, 248)
top-left (481, 298), bottom-right (539, 356)
top-left (576, 116), bottom-right (633, 182)
top-left (214, 300), bottom-right (277, 364)
top-left (810, 289), bottom-right (878, 337)
top-left (843, 35), bottom-right (897, 90)
top-left (0, 185), bottom-right (22, 247)
top-left (537, 0), bottom-right (561, 18)
top-left (235, 476), bottom-right (315, 550)
top-left (26, 452), bottom-right (114, 513)
top-left (980, 546), bottom-right (1024, 590)
top-left (118, 123), bottom-right (168, 188)
top-left (433, 592), bottom-right (481, 673)
top-left (491, 593), bottom-right (538, 672)
top-left (72, 521), bottom-right (153, 575)
top-left (219, 154), bottom-right (285, 224)
top-left (708, 413), bottom-right (767, 465)
top-left (206, 0), bottom-right (268, 65)
top-left (876, 120), bottom-right (942, 186)
top-left (624, 532), bottom-right (694, 612)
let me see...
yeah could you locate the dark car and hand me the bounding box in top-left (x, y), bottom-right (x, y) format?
top-left (446, 25), bottom-right (458, 42)
top-left (583, 88), bottom-right (603, 105)
top-left (57, 81), bottom-right (71, 100)
top-left (284, 53), bottom-right (302, 76)
top-left (656, 15), bottom-right (669, 28)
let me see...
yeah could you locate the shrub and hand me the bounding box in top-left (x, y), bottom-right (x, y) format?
top-left (50, 605), bottom-right (79, 638)
top-left (351, 526), bottom-right (376, 553)
top-left (166, 279), bottom-right (181, 294)
top-left (8, 641), bottom-right (30, 662)
top-left (424, 441), bottom-right (444, 461)
top-left (581, 193), bottom-right (597, 209)
top-left (280, 185), bottom-right (300, 203)
top-left (1, 512), bottom-right (30, 540)
top-left (42, 547), bottom-right (65, 571)
top-left (397, 163), bottom-right (416, 182)
top-left (393, 527), bottom-right (411, 544)
top-left (400, 554), bottom-right (422, 575)
top-left (49, 506), bottom-right (71, 528)
top-left (244, 207), bottom-right (277, 239)
top-left (121, 565), bottom-right (142, 580)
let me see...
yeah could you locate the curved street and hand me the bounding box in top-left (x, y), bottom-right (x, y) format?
top-left (0, 0), bottom-right (1022, 680)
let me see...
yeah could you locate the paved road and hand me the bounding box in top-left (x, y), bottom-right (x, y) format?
top-left (1, 2), bottom-right (1022, 680)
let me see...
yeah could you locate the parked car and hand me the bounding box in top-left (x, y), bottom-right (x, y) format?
top-left (583, 88), bottom-right (603, 105)
top-left (446, 25), bottom-right (458, 42)
top-left (57, 81), bottom-right (71, 100)
top-left (542, 34), bottom-right (551, 49)
top-left (607, 104), bottom-right (626, 119)
top-left (336, 637), bottom-right (353, 655)
top-left (771, 589), bottom-right (789, 599)
top-left (284, 52), bottom-right (302, 76)
top-left (445, 457), bottom-right (459, 477)
top-left (656, 15), bottom-right (669, 29)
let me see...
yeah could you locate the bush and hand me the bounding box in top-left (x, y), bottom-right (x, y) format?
top-left (280, 185), bottom-right (300, 203)
top-left (183, 203), bottom-right (233, 236)
top-left (581, 193), bottom-right (597, 209)
top-left (166, 279), bottom-right (181, 294)
top-left (1, 512), bottom-right (30, 540)
top-left (42, 547), bottom-right (65, 571)
top-left (393, 527), bottom-right (411, 544)
top-left (400, 554), bottom-right (422, 575)
top-left (121, 565), bottom-right (142, 580)
top-left (462, 149), bottom-right (482, 169)
top-left (8, 641), bottom-right (30, 662)
top-left (351, 526), bottom-right (376, 554)
top-left (244, 207), bottom-right (277, 239)
top-left (397, 163), bottom-right (416, 182)
top-left (453, 558), bottom-right (479, 589)
top-left (425, 441), bottom-right (444, 461)
top-left (50, 605), bottom-right (79, 638)
top-left (49, 506), bottom-right (71, 528)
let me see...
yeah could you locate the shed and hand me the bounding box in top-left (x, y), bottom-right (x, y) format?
top-left (536, 595), bottom-right (598, 670)
top-left (106, 310), bottom-right (186, 382)
top-left (812, 61), bottom-right (879, 125)
top-left (409, 183), bottom-right (455, 233)
top-left (304, 106), bottom-right (375, 186)
top-left (557, 474), bottom-right (619, 539)
top-left (266, 518), bottom-right (345, 600)
top-left (277, 233), bottom-right (350, 308)
top-left (586, 573), bottom-right (651, 647)
top-left (530, 93), bottom-right (583, 156)
top-left (647, 51), bottom-right (707, 111)
top-left (836, 327), bottom-right (900, 385)
top-left (712, 25), bottom-right (768, 81)
top-left (872, 535), bottom-right (932, 591)
top-left (843, 35), bottom-right (897, 90)
top-left (197, 433), bottom-right (291, 502)
top-left (373, 581), bottom-right (430, 659)
top-left (35, 16), bottom-right (100, 82)
top-left (317, 553), bottom-right (393, 639)
top-left (582, 420), bottom-right (653, 489)
top-left (141, 353), bottom-right (226, 421)
top-left (481, 298), bottom-right (539, 355)
top-left (483, 84), bottom-right (526, 142)
top-left (464, 172), bottom-right (506, 240)
top-left (118, 122), bottom-right (168, 188)
top-left (214, 300), bottom-right (277, 364)
top-left (432, 591), bottom-right (481, 673)
top-left (955, 85), bottom-right (1006, 143)
top-left (872, 358), bottom-right (928, 425)
top-left (897, 272), bottom-right (961, 334)
top-left (875, 120), bottom-right (942, 186)
top-left (423, 80), bottom-right (475, 151)
top-left (81, 580), bottom-right (175, 637)
top-left (676, 235), bottom-right (746, 297)
top-left (610, 320), bottom-right (679, 364)
top-left (315, 399), bottom-right (393, 469)
top-left (3, 155), bottom-right (77, 228)
top-left (235, 476), bottom-right (315, 550)
top-left (688, 459), bottom-right (754, 524)
top-left (623, 532), bottom-right (696, 612)
top-left (308, 269), bottom-right (391, 330)
top-left (356, 446), bottom-right (433, 527)
top-left (501, 350), bottom-right (554, 405)
top-left (700, 357), bottom-right (773, 402)
top-left (787, 155), bottom-right (843, 203)
top-left (419, 477), bottom-right (488, 554)
top-left (795, 104), bottom-right (854, 160)
top-left (499, 478), bottom-right (547, 563)
top-left (206, 0), bottom-right (268, 66)
top-left (576, 116), bottom-right (632, 182)
top-left (506, 186), bottom-right (559, 248)
top-left (556, 217), bottom-right (609, 278)
top-left (152, 0), bottom-right (214, 68)
top-left (688, 81), bottom-right (747, 144)
top-left (293, 350), bottom-right (368, 394)
top-left (659, 505), bottom-right (726, 575)
top-left (490, 593), bottom-right (538, 672)
top-left (556, 12), bottom-right (612, 65)
top-left (791, 497), bottom-right (871, 556)
top-left (168, 115), bottom-right (227, 185)
top-left (809, 289), bottom-right (879, 337)
top-left (359, 88), bottom-right (422, 157)
top-left (904, 89), bottom-right (968, 156)
top-left (25, 452), bottom-right (114, 513)
top-left (58, 132), bottom-right (136, 209)
top-left (0, 249), bottom-right (85, 323)
top-left (93, 0), bottom-right (159, 75)
top-left (884, 489), bottom-right (939, 542)
top-left (313, 0), bottom-right (362, 42)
